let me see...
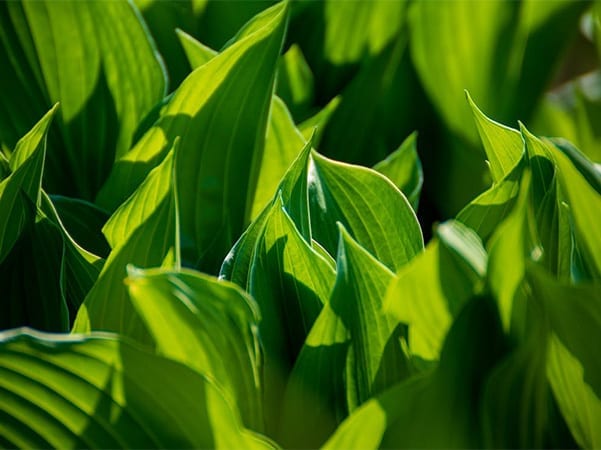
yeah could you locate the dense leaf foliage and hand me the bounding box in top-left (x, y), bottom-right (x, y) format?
top-left (0, 1), bottom-right (600, 448)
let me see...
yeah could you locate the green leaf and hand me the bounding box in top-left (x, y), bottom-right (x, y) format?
top-left (0, 328), bottom-right (274, 449)
top-left (220, 138), bottom-right (312, 288)
top-left (98, 3), bottom-right (288, 274)
top-left (384, 220), bottom-right (487, 362)
top-left (0, 0), bottom-right (166, 199)
top-left (549, 142), bottom-right (601, 279)
top-left (276, 44), bottom-right (314, 120)
top-left (0, 216), bottom-right (68, 332)
top-left (308, 151), bottom-right (423, 271)
top-left (278, 227), bottom-right (409, 448)
top-left (373, 132), bottom-right (423, 210)
top-left (480, 303), bottom-right (549, 448)
top-left (249, 196), bottom-right (335, 433)
top-left (50, 196), bottom-right (110, 258)
top-left (528, 265), bottom-right (601, 448)
top-left (0, 105), bottom-right (57, 263)
top-left (177, 28), bottom-right (217, 69)
top-left (317, 33), bottom-right (418, 167)
top-left (323, 296), bottom-right (507, 449)
top-left (72, 145), bottom-right (178, 346)
top-left (135, 0), bottom-right (206, 90)
top-left (466, 91), bottom-right (524, 183)
top-left (176, 27), bottom-right (307, 224)
top-left (251, 97), bottom-right (307, 221)
top-left (298, 96), bottom-right (341, 145)
top-left (125, 267), bottom-right (263, 431)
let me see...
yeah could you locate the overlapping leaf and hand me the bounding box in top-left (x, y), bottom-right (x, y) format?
top-left (0, 329), bottom-right (274, 449)
top-left (0, 0), bottom-right (166, 199)
top-left (125, 267), bottom-right (263, 431)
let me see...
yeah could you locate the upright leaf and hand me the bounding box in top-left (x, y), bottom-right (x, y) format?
top-left (384, 220), bottom-right (487, 362)
top-left (249, 197), bottom-right (335, 433)
top-left (308, 151), bottom-right (423, 271)
top-left (98, 3), bottom-right (289, 273)
top-left (278, 227), bottom-right (409, 448)
top-left (373, 132), bottom-right (423, 210)
top-left (125, 267), bottom-right (263, 431)
top-left (323, 296), bottom-right (507, 449)
top-left (73, 146), bottom-right (178, 346)
top-left (0, 1), bottom-right (166, 199)
top-left (0, 105), bottom-right (56, 262)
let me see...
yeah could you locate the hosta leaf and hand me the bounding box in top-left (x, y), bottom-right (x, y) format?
top-left (528, 265), bottom-right (601, 448)
top-left (466, 92), bottom-right (524, 183)
top-left (98, 2), bottom-right (288, 273)
top-left (276, 44), bottom-right (314, 120)
top-left (486, 175), bottom-right (532, 334)
top-left (72, 146), bottom-right (178, 346)
top-left (298, 96), bottom-right (341, 145)
top-left (480, 304), bottom-right (549, 448)
top-left (373, 131), bottom-right (423, 210)
top-left (0, 329), bottom-right (274, 449)
top-left (317, 34), bottom-right (416, 167)
top-left (135, 0), bottom-right (206, 90)
top-left (50, 196), bottom-right (110, 258)
top-left (0, 216), bottom-right (68, 332)
top-left (177, 28), bottom-right (217, 68)
top-left (0, 0), bottom-right (166, 199)
top-left (278, 227), bottom-right (409, 448)
top-left (39, 193), bottom-right (103, 317)
top-left (384, 220), bottom-right (487, 362)
top-left (308, 151), bottom-right (423, 271)
top-left (549, 142), bottom-right (601, 279)
top-left (251, 98), bottom-right (307, 221)
top-left (289, 0), bottom-right (406, 98)
top-left (249, 197), bottom-right (335, 433)
top-left (0, 105), bottom-right (56, 263)
top-left (323, 296), bottom-right (507, 449)
top-left (125, 267), bottom-right (263, 431)
top-left (176, 28), bottom-right (307, 223)
top-left (220, 139), bottom-right (312, 287)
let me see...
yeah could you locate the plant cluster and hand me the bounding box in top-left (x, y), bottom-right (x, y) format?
top-left (0, 1), bottom-right (600, 448)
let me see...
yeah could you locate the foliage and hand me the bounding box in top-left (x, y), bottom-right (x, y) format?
top-left (0, 0), bottom-right (600, 448)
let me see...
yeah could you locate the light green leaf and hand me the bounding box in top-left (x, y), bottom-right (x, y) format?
top-left (298, 96), bottom-right (341, 145)
top-left (276, 44), bottom-right (314, 120)
top-left (251, 97), bottom-right (307, 221)
top-left (308, 151), bottom-right (423, 271)
top-left (125, 267), bottom-right (263, 431)
top-left (550, 142), bottom-right (601, 279)
top-left (0, 105), bottom-right (57, 263)
top-left (72, 146), bottom-right (178, 346)
top-left (323, 296), bottom-right (507, 449)
top-left (176, 26), bottom-right (307, 224)
top-left (466, 91), bottom-right (524, 183)
top-left (528, 265), bottom-right (601, 448)
top-left (220, 139), bottom-right (312, 288)
top-left (177, 28), bottom-right (217, 69)
top-left (278, 226), bottom-right (408, 448)
top-left (373, 132), bottom-right (423, 210)
top-left (98, 2), bottom-right (288, 274)
top-left (0, 328), bottom-right (274, 449)
top-left (0, 0), bottom-right (166, 199)
top-left (384, 220), bottom-right (487, 361)
top-left (249, 197), bottom-right (335, 433)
